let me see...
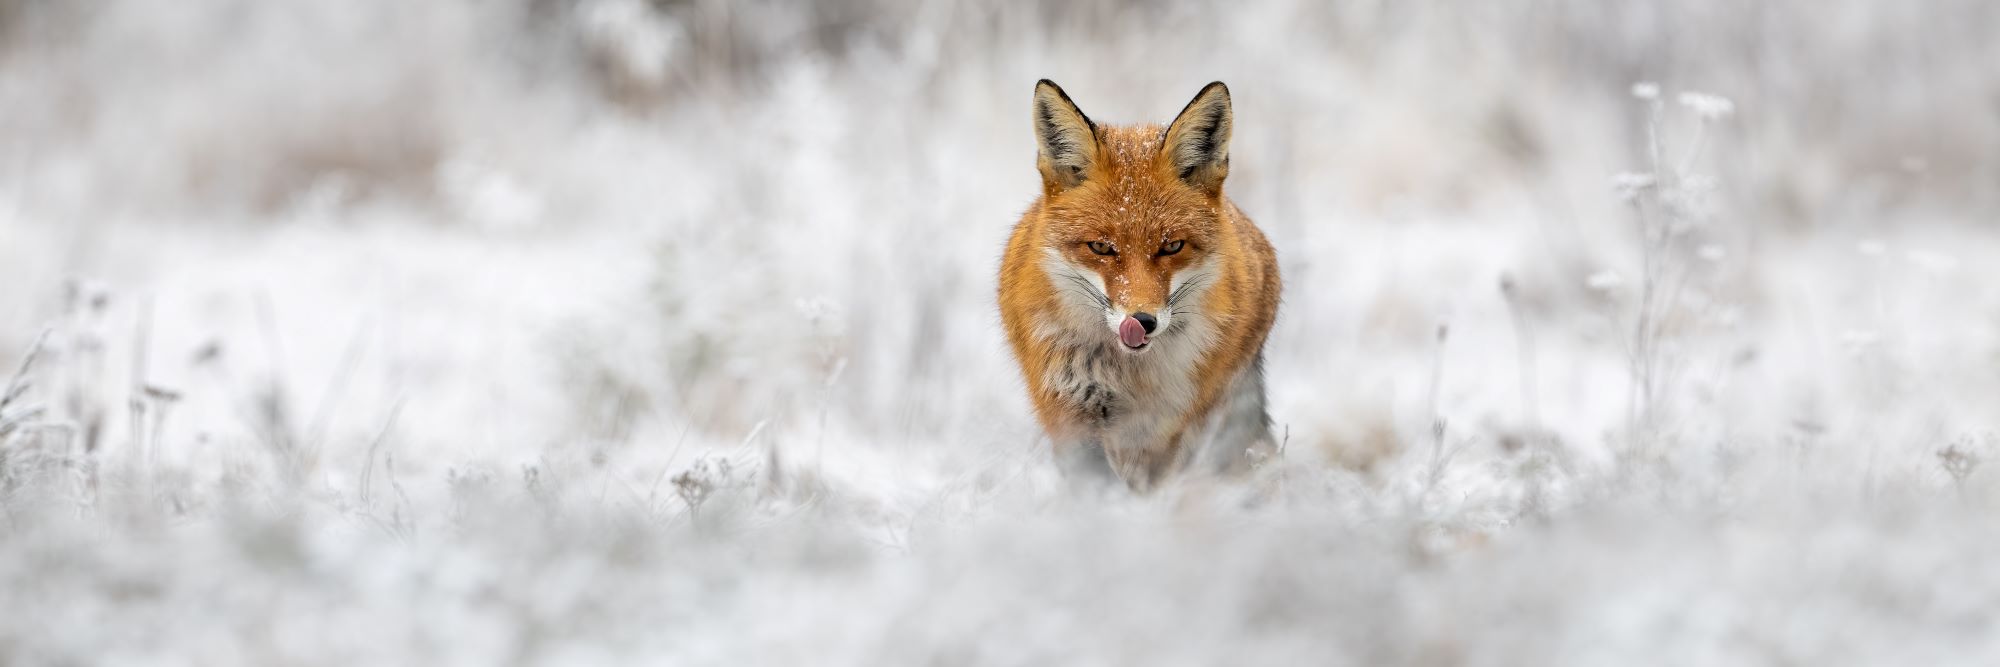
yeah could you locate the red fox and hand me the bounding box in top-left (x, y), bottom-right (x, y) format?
top-left (999, 80), bottom-right (1282, 491)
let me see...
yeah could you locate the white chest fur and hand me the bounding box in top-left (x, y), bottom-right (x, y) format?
top-left (1041, 321), bottom-right (1210, 453)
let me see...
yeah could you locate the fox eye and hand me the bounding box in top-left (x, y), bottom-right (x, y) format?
top-left (1087, 241), bottom-right (1117, 255)
top-left (1159, 240), bottom-right (1186, 256)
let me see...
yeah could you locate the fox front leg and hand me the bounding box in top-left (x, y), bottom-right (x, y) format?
top-left (1104, 438), bottom-right (1184, 493)
top-left (1054, 437), bottom-right (1116, 489)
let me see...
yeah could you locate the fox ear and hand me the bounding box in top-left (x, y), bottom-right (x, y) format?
top-left (1033, 79), bottom-right (1099, 191)
top-left (1161, 81), bottom-right (1232, 194)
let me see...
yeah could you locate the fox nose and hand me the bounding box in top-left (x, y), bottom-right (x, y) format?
top-left (1132, 312), bottom-right (1158, 334)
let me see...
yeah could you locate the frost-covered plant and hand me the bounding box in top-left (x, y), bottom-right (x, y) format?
top-left (672, 454), bottom-right (739, 523)
top-left (1616, 82), bottom-right (1733, 443)
top-left (0, 331), bottom-right (47, 446)
top-left (1938, 434), bottom-right (1988, 494)
top-left (0, 331), bottom-right (51, 493)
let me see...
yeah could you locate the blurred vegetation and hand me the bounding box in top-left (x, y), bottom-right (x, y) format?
top-left (0, 0), bottom-right (1992, 221)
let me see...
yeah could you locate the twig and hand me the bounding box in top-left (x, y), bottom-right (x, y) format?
top-left (1, 329), bottom-right (50, 410)
top-left (304, 318), bottom-right (370, 464)
top-left (1423, 324), bottom-right (1453, 495)
top-left (1499, 276), bottom-right (1540, 431)
top-left (129, 298), bottom-right (154, 468)
top-left (357, 399), bottom-right (405, 504)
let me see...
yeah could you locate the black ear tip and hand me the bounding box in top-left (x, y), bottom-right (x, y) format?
top-left (1202, 81), bottom-right (1229, 98)
top-left (1037, 79), bottom-right (1062, 93)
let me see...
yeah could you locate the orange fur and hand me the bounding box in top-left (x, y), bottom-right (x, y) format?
top-left (999, 81), bottom-right (1281, 490)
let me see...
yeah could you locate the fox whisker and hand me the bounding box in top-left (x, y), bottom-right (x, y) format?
top-left (1057, 272), bottom-right (1111, 309)
top-left (1167, 274), bottom-right (1210, 307)
top-left (1059, 284), bottom-right (1110, 310)
top-left (1062, 286), bottom-right (1110, 310)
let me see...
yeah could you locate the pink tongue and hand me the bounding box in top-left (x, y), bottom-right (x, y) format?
top-left (1119, 317), bottom-right (1149, 348)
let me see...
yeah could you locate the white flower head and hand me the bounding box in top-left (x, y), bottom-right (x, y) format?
top-left (1678, 91), bottom-right (1735, 120)
top-left (1611, 172), bottom-right (1657, 201)
top-left (1631, 82), bottom-right (1660, 100)
top-left (794, 296), bottom-right (837, 322)
top-left (1905, 250), bottom-right (1959, 275)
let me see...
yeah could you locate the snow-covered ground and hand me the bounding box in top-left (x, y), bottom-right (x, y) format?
top-left (4, 1), bottom-right (1999, 664)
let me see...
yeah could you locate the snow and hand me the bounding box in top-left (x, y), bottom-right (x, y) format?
top-left (3, 0), bottom-right (1999, 664)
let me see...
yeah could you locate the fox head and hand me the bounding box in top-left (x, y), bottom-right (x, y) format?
top-left (1031, 79), bottom-right (1234, 353)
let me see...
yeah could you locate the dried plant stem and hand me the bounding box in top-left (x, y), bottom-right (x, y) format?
top-left (1423, 324), bottom-right (1452, 495)
top-left (1499, 276), bottom-right (1539, 430)
top-left (129, 299), bottom-right (154, 468)
top-left (1627, 195), bottom-right (1660, 437)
